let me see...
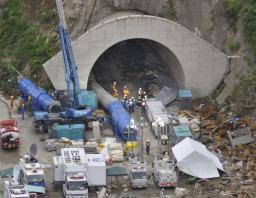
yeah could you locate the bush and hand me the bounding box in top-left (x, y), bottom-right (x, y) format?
top-left (40, 10), bottom-right (55, 24)
top-left (227, 39), bottom-right (240, 51)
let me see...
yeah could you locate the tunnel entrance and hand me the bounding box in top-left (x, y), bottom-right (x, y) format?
top-left (89, 39), bottom-right (185, 105)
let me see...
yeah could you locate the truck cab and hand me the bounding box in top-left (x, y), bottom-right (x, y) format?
top-left (4, 180), bottom-right (30, 198)
top-left (129, 158), bottom-right (148, 189)
top-left (153, 156), bottom-right (177, 188)
top-left (19, 155), bottom-right (46, 195)
top-left (53, 148), bottom-right (88, 198)
top-left (63, 173), bottom-right (88, 198)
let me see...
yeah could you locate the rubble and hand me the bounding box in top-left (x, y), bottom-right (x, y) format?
top-left (178, 102), bottom-right (256, 197)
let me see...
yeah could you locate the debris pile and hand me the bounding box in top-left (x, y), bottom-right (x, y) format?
top-left (182, 102), bottom-right (256, 197)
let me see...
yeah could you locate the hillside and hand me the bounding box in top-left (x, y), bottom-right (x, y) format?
top-left (0, 0), bottom-right (256, 115)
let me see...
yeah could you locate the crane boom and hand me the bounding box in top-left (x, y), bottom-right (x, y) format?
top-left (56, 0), bottom-right (83, 108)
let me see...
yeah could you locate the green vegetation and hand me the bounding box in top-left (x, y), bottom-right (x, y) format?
top-left (227, 38), bottom-right (240, 51)
top-left (229, 65), bottom-right (256, 115)
top-left (40, 10), bottom-right (55, 24)
top-left (224, 0), bottom-right (242, 19)
top-left (0, 0), bottom-right (59, 92)
top-left (224, 0), bottom-right (256, 54)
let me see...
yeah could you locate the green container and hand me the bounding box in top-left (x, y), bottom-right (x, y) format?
top-left (81, 90), bottom-right (97, 110)
top-left (172, 125), bottom-right (193, 145)
top-left (56, 124), bottom-right (85, 140)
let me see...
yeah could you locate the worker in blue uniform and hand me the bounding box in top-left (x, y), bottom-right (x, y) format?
top-left (21, 104), bottom-right (25, 120)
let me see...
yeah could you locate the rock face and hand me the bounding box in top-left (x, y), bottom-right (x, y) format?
top-left (0, 0), bottom-right (8, 6)
top-left (174, 0), bottom-right (228, 50)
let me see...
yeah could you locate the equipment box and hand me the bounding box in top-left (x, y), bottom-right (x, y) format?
top-left (177, 90), bottom-right (192, 110)
top-left (171, 125), bottom-right (193, 145)
top-left (81, 90), bottom-right (97, 110)
top-left (86, 154), bottom-right (106, 186)
top-left (55, 124), bottom-right (85, 140)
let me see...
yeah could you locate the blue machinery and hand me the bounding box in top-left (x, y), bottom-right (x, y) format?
top-left (18, 78), bottom-right (61, 113)
top-left (56, 0), bottom-right (83, 109)
top-left (91, 81), bottom-right (137, 141)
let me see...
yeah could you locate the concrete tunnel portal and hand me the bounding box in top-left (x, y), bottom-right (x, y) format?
top-left (89, 38), bottom-right (185, 102)
top-left (43, 14), bottom-right (229, 99)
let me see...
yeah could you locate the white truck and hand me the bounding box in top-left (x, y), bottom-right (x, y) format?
top-left (128, 157), bottom-right (148, 189)
top-left (53, 148), bottom-right (106, 198)
top-left (145, 98), bottom-right (173, 138)
top-left (19, 155), bottom-right (46, 196)
top-left (4, 165), bottom-right (30, 198)
top-left (4, 181), bottom-right (30, 198)
top-left (153, 156), bottom-right (177, 188)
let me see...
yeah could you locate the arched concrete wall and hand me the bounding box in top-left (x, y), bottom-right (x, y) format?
top-left (43, 14), bottom-right (228, 98)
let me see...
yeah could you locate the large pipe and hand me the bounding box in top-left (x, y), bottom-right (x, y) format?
top-left (18, 78), bottom-right (62, 113)
top-left (91, 81), bottom-right (137, 141)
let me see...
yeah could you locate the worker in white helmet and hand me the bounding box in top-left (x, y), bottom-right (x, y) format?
top-left (146, 139), bottom-right (150, 155)
top-left (137, 88), bottom-right (143, 107)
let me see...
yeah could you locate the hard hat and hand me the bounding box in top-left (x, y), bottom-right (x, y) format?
top-left (146, 139), bottom-right (150, 142)
top-left (11, 96), bottom-right (14, 98)
top-left (124, 85), bottom-right (126, 89)
top-left (131, 97), bottom-right (134, 99)
top-left (144, 92), bottom-right (146, 94)
top-left (113, 81), bottom-right (116, 85)
top-left (139, 88), bottom-right (142, 90)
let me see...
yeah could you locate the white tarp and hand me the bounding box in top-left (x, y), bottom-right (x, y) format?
top-left (172, 137), bottom-right (224, 179)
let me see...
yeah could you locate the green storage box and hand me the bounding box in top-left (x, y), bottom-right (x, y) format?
top-left (81, 90), bottom-right (97, 110)
top-left (172, 125), bottom-right (193, 145)
top-left (56, 124), bottom-right (85, 140)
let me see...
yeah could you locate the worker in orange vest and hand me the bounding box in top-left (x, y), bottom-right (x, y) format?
top-left (112, 89), bottom-right (119, 99)
top-left (122, 86), bottom-right (129, 100)
top-left (10, 96), bottom-right (14, 111)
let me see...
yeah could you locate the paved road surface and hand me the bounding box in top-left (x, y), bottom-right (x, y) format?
top-left (0, 99), bottom-right (9, 121)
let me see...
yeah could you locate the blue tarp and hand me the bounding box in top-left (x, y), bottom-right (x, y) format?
top-left (178, 90), bottom-right (192, 99)
top-left (107, 101), bottom-right (137, 141)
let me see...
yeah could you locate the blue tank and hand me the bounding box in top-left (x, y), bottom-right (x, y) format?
top-left (108, 101), bottom-right (137, 141)
top-left (18, 78), bottom-right (61, 113)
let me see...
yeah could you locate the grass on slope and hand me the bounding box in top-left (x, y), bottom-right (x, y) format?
top-left (0, 0), bottom-right (59, 93)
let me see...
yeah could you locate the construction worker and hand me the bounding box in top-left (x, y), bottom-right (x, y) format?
top-left (128, 98), bottom-right (134, 114)
top-left (131, 97), bottom-right (135, 113)
top-left (120, 96), bottom-right (126, 108)
top-left (10, 96), bottom-right (14, 111)
top-left (142, 91), bottom-right (147, 101)
top-left (125, 99), bottom-right (129, 111)
top-left (141, 98), bottom-right (146, 115)
top-left (137, 88), bottom-right (143, 107)
top-left (112, 88), bottom-right (119, 99)
top-left (146, 139), bottom-right (150, 155)
top-left (28, 96), bottom-right (33, 111)
top-left (21, 104), bottom-right (25, 120)
top-left (112, 81), bottom-right (117, 91)
top-left (163, 152), bottom-right (169, 160)
top-left (18, 97), bottom-right (23, 111)
top-left (123, 86), bottom-right (129, 100)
